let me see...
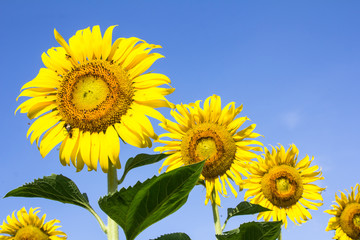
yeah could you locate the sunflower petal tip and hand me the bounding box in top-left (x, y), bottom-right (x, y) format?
top-left (53, 28), bottom-right (60, 39)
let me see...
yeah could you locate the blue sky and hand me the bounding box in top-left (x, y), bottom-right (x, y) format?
top-left (1, 1), bottom-right (360, 239)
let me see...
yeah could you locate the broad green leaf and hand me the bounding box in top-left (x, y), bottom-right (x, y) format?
top-left (4, 174), bottom-right (92, 210)
top-left (216, 221), bottom-right (282, 240)
top-left (223, 201), bottom-right (271, 227)
top-left (258, 221), bottom-right (282, 240)
top-left (99, 161), bottom-right (204, 240)
top-left (151, 233), bottom-right (192, 240)
top-left (118, 153), bottom-right (168, 185)
top-left (216, 227), bottom-right (243, 240)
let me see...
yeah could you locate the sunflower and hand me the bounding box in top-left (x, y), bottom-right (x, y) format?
top-left (154, 95), bottom-right (262, 206)
top-left (0, 207), bottom-right (66, 240)
top-left (16, 25), bottom-right (174, 172)
top-left (325, 184), bottom-right (360, 240)
top-left (244, 144), bottom-right (325, 227)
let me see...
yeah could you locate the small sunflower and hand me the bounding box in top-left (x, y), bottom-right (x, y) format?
top-left (16, 25), bottom-right (174, 172)
top-left (244, 144), bottom-right (325, 227)
top-left (155, 95), bottom-right (262, 206)
top-left (0, 207), bottom-right (66, 240)
top-left (325, 184), bottom-right (360, 240)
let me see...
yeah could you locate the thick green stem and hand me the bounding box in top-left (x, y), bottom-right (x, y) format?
top-left (107, 161), bottom-right (119, 240)
top-left (211, 191), bottom-right (222, 236)
top-left (278, 230), bottom-right (282, 240)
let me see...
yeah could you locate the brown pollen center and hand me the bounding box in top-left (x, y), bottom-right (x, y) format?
top-left (181, 123), bottom-right (237, 179)
top-left (340, 203), bottom-right (360, 239)
top-left (57, 60), bottom-right (134, 133)
top-left (14, 225), bottom-right (49, 240)
top-left (261, 165), bottom-right (303, 208)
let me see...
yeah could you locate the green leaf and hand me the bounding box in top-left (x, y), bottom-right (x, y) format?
top-left (151, 233), bottom-right (192, 240)
top-left (257, 221), bottom-right (282, 240)
top-left (216, 221), bottom-right (282, 240)
top-left (228, 201), bottom-right (271, 217)
top-left (99, 161), bottom-right (204, 240)
top-left (223, 201), bottom-right (271, 228)
top-left (118, 153), bottom-right (168, 185)
top-left (216, 228), bottom-right (242, 240)
top-left (4, 174), bottom-right (92, 210)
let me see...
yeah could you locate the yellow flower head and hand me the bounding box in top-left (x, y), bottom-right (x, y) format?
top-left (244, 144), bottom-right (325, 228)
top-left (325, 184), bottom-right (360, 240)
top-left (16, 25), bottom-right (174, 173)
top-left (155, 95), bottom-right (262, 206)
top-left (0, 207), bottom-right (66, 240)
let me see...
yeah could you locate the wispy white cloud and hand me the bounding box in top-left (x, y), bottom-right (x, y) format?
top-left (280, 111), bottom-right (301, 129)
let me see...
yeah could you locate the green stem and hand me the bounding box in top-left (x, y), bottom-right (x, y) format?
top-left (279, 230), bottom-right (282, 240)
top-left (211, 191), bottom-right (222, 236)
top-left (107, 161), bottom-right (119, 240)
top-left (88, 207), bottom-right (107, 234)
top-left (221, 220), bottom-right (227, 232)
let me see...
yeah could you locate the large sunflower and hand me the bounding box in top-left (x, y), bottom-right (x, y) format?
top-left (155, 95), bottom-right (262, 206)
top-left (244, 144), bottom-right (325, 227)
top-left (0, 207), bottom-right (66, 240)
top-left (325, 184), bottom-right (360, 240)
top-left (16, 25), bottom-right (174, 172)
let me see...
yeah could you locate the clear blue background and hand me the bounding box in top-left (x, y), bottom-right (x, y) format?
top-left (1, 1), bottom-right (359, 239)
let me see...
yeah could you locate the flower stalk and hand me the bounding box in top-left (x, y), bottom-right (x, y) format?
top-left (211, 190), bottom-right (222, 237)
top-left (107, 160), bottom-right (119, 240)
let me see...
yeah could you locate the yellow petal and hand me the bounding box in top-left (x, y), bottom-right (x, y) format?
top-left (39, 122), bottom-right (66, 157)
top-left (114, 123), bottom-right (147, 148)
top-left (128, 53), bottom-right (164, 78)
top-left (102, 25), bottom-right (117, 59)
top-left (27, 111), bottom-right (61, 144)
top-left (131, 102), bottom-right (166, 122)
top-left (20, 68), bottom-right (60, 90)
top-left (15, 95), bottom-right (57, 115)
top-left (90, 132), bottom-right (100, 171)
top-left (59, 129), bottom-right (79, 166)
top-left (27, 102), bottom-right (57, 120)
top-left (105, 126), bottom-right (121, 168)
top-left (113, 37), bottom-right (142, 63)
top-left (132, 73), bottom-right (171, 88)
top-left (16, 88), bottom-right (56, 101)
top-left (98, 131), bottom-right (109, 173)
top-left (79, 131), bottom-right (92, 169)
top-left (91, 25), bottom-right (102, 60)
top-left (54, 28), bottom-right (78, 65)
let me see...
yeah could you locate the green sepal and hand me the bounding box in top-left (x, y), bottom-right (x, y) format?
top-left (216, 221), bottom-right (282, 240)
top-left (150, 233), bottom-right (192, 240)
top-left (4, 174), bottom-right (92, 210)
top-left (99, 161), bottom-right (205, 240)
top-left (118, 153), bottom-right (168, 185)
